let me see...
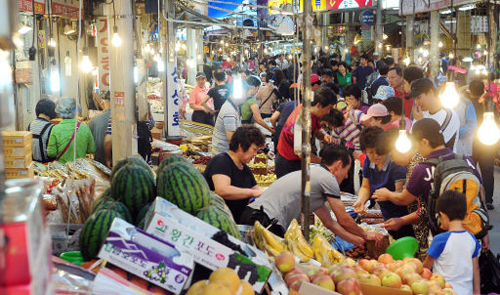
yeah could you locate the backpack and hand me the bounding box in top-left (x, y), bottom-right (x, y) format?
top-left (137, 121), bottom-right (152, 162)
top-left (425, 153), bottom-right (491, 239)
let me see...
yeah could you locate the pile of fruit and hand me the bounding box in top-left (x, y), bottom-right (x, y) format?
top-left (192, 156), bottom-right (212, 165)
top-left (253, 219), bottom-right (344, 267)
top-left (186, 268), bottom-right (253, 295)
top-left (79, 155), bottom-right (241, 262)
top-left (345, 245), bottom-right (374, 260)
top-left (274, 250), bottom-right (457, 295)
top-left (248, 162), bottom-right (268, 175)
top-left (254, 174), bottom-right (277, 185)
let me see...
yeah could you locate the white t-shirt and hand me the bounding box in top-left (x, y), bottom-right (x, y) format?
top-left (414, 108), bottom-right (460, 152)
top-left (212, 100), bottom-right (241, 155)
top-left (427, 230), bottom-right (481, 295)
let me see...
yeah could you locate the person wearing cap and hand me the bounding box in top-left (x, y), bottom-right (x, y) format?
top-left (336, 62), bottom-right (352, 89)
top-left (360, 104), bottom-right (392, 129)
top-left (275, 87), bottom-right (336, 178)
top-left (47, 98), bottom-right (95, 164)
top-left (353, 126), bottom-right (414, 240)
top-left (382, 97), bottom-right (413, 132)
top-left (202, 69), bottom-right (229, 119)
top-left (369, 61), bottom-right (390, 97)
top-left (409, 78), bottom-right (460, 152)
top-left (372, 85), bottom-right (395, 103)
top-left (27, 99), bottom-right (57, 163)
top-left (372, 118), bottom-right (489, 249)
top-left (189, 72), bottom-right (213, 126)
top-left (212, 76), bottom-right (262, 155)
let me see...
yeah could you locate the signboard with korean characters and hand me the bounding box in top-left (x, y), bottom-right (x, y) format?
top-left (326, 0), bottom-right (373, 10)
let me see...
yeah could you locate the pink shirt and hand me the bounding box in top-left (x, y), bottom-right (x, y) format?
top-left (189, 86), bottom-right (211, 108)
top-left (384, 117), bottom-right (412, 132)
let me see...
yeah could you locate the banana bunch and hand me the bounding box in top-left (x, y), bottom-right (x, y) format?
top-left (311, 234), bottom-right (345, 267)
top-left (253, 221), bottom-right (287, 256)
top-left (284, 219), bottom-right (314, 262)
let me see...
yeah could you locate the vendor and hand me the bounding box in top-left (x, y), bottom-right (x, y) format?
top-left (189, 72), bottom-right (213, 126)
top-left (211, 75), bottom-right (261, 155)
top-left (240, 144), bottom-right (384, 245)
top-left (204, 126), bottom-right (265, 223)
top-left (47, 98), bottom-right (95, 164)
top-left (353, 126), bottom-right (414, 239)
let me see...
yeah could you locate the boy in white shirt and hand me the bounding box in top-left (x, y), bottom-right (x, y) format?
top-left (423, 190), bottom-right (481, 295)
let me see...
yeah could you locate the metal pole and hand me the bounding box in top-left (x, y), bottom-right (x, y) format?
top-left (301, 0), bottom-right (312, 241)
top-left (430, 11), bottom-right (440, 77)
top-left (375, 0), bottom-right (383, 52)
top-left (110, 0), bottom-right (136, 164)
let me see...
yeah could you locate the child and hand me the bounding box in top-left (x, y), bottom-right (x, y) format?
top-left (423, 190), bottom-right (481, 295)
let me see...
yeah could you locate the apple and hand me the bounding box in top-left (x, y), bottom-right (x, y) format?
top-left (351, 265), bottom-right (368, 276)
top-left (421, 268), bottom-right (433, 280)
top-left (336, 278), bottom-right (362, 295)
top-left (308, 268), bottom-right (329, 282)
top-left (382, 272), bottom-right (403, 289)
top-left (275, 251), bottom-right (296, 273)
top-left (411, 280), bottom-right (430, 295)
top-left (444, 283), bottom-right (453, 289)
top-left (358, 259), bottom-right (375, 272)
top-left (387, 262), bottom-right (401, 272)
top-left (403, 273), bottom-right (422, 286)
top-left (284, 268), bottom-right (303, 283)
top-left (312, 275), bottom-right (335, 291)
top-left (396, 265), bottom-right (416, 279)
top-left (331, 268), bottom-right (357, 284)
top-left (345, 258), bottom-right (357, 267)
top-left (403, 257), bottom-right (414, 263)
top-left (378, 253), bottom-right (394, 265)
top-left (428, 280), bottom-right (442, 292)
top-left (372, 266), bottom-right (391, 280)
top-left (401, 284), bottom-right (412, 292)
top-left (357, 273), bottom-right (381, 286)
top-left (430, 273), bottom-right (445, 288)
top-left (412, 258), bottom-right (424, 274)
top-left (285, 273), bottom-right (309, 287)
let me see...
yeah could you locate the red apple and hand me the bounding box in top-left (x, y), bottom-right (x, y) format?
top-left (412, 258), bottom-right (424, 274)
top-left (401, 284), bottom-right (412, 292)
top-left (411, 280), bottom-right (430, 295)
top-left (378, 253), bottom-right (394, 265)
top-left (386, 262), bottom-right (400, 272)
top-left (331, 268), bottom-right (357, 284)
top-left (351, 265), bottom-right (368, 276)
top-left (428, 280), bottom-right (443, 292)
top-left (430, 273), bottom-right (445, 288)
top-left (396, 265), bottom-right (416, 279)
top-left (421, 268), bottom-right (433, 280)
top-left (403, 273), bottom-right (422, 286)
top-left (308, 268), bottom-right (329, 282)
top-left (372, 266), bottom-right (391, 280)
top-left (312, 275), bottom-right (335, 291)
top-left (358, 259), bottom-right (375, 272)
top-left (403, 257), bottom-right (414, 263)
top-left (357, 273), bottom-right (381, 286)
top-left (285, 272), bottom-right (309, 287)
top-left (382, 272), bottom-right (403, 289)
top-left (336, 278), bottom-right (362, 295)
top-left (275, 251), bottom-right (296, 273)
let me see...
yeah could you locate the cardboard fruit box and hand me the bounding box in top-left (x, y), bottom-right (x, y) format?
top-left (4, 154), bottom-right (32, 169)
top-left (98, 218), bottom-right (194, 294)
top-left (2, 131), bottom-right (32, 147)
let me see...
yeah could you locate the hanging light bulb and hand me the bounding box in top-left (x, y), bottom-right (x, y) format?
top-left (438, 41), bottom-right (443, 48)
top-left (440, 82), bottom-right (460, 108)
top-left (404, 57), bottom-right (410, 66)
top-left (395, 130), bottom-right (412, 153)
top-left (477, 44), bottom-right (481, 49)
top-left (233, 75), bottom-right (243, 100)
top-left (174, 43), bottom-right (180, 52)
top-left (48, 37), bottom-right (56, 47)
top-left (449, 53), bottom-right (454, 59)
top-left (419, 47), bottom-right (424, 54)
top-left (483, 50), bottom-right (488, 56)
top-left (80, 52), bottom-right (93, 73)
top-left (478, 112), bottom-right (500, 145)
top-left (50, 68), bottom-right (60, 93)
top-left (111, 26), bottom-right (122, 47)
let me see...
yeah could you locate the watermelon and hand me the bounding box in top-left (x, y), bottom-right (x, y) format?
top-left (156, 155), bottom-right (191, 184)
top-left (197, 205), bottom-right (241, 239)
top-left (157, 162), bottom-right (210, 215)
top-left (208, 192), bottom-right (233, 219)
top-left (111, 164), bottom-right (155, 216)
top-left (79, 210), bottom-right (120, 261)
top-left (91, 188), bottom-right (113, 212)
top-left (92, 201), bottom-right (133, 223)
top-left (135, 204), bottom-right (151, 228)
top-left (111, 157), bottom-right (154, 180)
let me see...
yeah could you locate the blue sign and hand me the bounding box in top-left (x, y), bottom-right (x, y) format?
top-left (360, 10), bottom-right (375, 26)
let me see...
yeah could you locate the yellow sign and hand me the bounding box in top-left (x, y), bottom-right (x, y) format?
top-left (299, 0), bottom-right (327, 12)
top-left (268, 0), bottom-right (292, 15)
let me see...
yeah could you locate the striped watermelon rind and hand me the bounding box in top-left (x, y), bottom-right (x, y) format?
top-left (135, 204), bottom-right (151, 228)
top-left (156, 155), bottom-right (191, 186)
top-left (92, 201), bottom-right (133, 223)
top-left (197, 205), bottom-right (242, 239)
top-left (91, 188), bottom-right (113, 213)
top-left (157, 162), bottom-right (210, 215)
top-left (79, 210), bottom-right (120, 261)
top-left (111, 164), bottom-right (155, 216)
top-left (111, 157), bottom-right (154, 181)
top-left (208, 192), bottom-right (234, 220)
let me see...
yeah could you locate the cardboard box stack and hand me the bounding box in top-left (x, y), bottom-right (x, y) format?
top-left (2, 131), bottom-right (34, 179)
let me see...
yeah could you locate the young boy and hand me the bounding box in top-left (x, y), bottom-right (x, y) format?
top-left (423, 190), bottom-right (481, 295)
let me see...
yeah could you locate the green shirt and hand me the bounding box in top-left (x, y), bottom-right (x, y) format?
top-left (337, 72), bottom-right (353, 88)
top-left (47, 119), bottom-right (96, 164)
top-left (240, 97), bottom-right (257, 122)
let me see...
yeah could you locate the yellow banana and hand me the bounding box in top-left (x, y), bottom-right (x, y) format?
top-left (313, 234), bottom-right (345, 265)
top-left (254, 221), bottom-right (287, 255)
top-left (290, 241), bottom-right (311, 262)
top-left (286, 220), bottom-right (314, 258)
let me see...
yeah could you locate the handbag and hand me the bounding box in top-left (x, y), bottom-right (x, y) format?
top-left (479, 249), bottom-right (500, 293)
top-left (55, 122), bottom-right (81, 161)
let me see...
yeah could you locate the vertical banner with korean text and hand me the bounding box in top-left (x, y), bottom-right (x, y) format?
top-left (97, 17), bottom-right (110, 93)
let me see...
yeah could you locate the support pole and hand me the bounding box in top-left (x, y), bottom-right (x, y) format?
top-left (406, 15), bottom-right (414, 61)
top-left (187, 28), bottom-right (197, 85)
top-left (110, 0), bottom-right (136, 164)
top-left (301, 0), bottom-right (312, 241)
top-left (375, 0), bottom-right (383, 53)
top-left (430, 11), bottom-right (440, 77)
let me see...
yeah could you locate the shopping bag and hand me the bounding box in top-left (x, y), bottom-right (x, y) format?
top-left (479, 249), bottom-right (500, 293)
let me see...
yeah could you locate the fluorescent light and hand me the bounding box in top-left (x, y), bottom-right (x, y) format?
top-left (440, 9), bottom-right (452, 14)
top-left (18, 25), bottom-right (32, 34)
top-left (458, 4), bottom-right (475, 11)
top-left (462, 57), bottom-right (473, 62)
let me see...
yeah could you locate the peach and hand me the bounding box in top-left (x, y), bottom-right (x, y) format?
top-left (312, 275), bottom-right (335, 291)
top-left (430, 273), bottom-right (445, 288)
top-left (378, 253), bottom-right (394, 265)
top-left (336, 278), bottom-right (362, 295)
top-left (401, 284), bottom-right (412, 292)
top-left (403, 273), bottom-right (422, 286)
top-left (331, 268), bottom-right (357, 284)
top-left (357, 273), bottom-right (381, 286)
top-left (275, 251), bottom-right (296, 273)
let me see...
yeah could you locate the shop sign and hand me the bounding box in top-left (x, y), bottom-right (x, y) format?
top-left (360, 10), bottom-right (374, 25)
top-left (268, 0), bottom-right (293, 15)
top-left (96, 17), bottom-right (110, 92)
top-left (17, 0), bottom-right (45, 14)
top-left (165, 62), bottom-right (180, 137)
top-left (328, 25), bottom-right (347, 37)
top-left (298, 0), bottom-right (327, 12)
top-left (17, 0), bottom-right (82, 18)
top-left (326, 0), bottom-right (373, 10)
top-left (400, 0), bottom-right (470, 15)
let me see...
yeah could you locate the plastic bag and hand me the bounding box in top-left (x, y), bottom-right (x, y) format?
top-left (479, 250), bottom-right (500, 293)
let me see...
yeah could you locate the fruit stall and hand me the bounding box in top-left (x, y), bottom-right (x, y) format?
top-left (2, 129), bottom-right (459, 295)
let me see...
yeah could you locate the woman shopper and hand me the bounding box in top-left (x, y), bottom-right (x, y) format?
top-left (27, 99), bottom-right (57, 163)
top-left (240, 75), bottom-right (275, 134)
top-left (47, 98), bottom-right (95, 164)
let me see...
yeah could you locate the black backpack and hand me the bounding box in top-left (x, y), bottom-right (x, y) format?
top-left (137, 121), bottom-right (152, 162)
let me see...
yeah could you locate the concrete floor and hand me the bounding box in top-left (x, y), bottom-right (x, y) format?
top-left (488, 166), bottom-right (500, 254)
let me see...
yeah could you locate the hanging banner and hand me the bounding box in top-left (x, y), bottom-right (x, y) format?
top-left (299, 0), bottom-right (327, 12)
top-left (268, 0), bottom-right (292, 15)
top-left (326, 0), bottom-right (373, 10)
top-left (97, 17), bottom-right (110, 93)
top-left (17, 0), bottom-right (82, 18)
top-left (400, 0), bottom-right (470, 15)
top-left (165, 61), bottom-right (180, 138)
top-left (17, 0), bottom-right (45, 14)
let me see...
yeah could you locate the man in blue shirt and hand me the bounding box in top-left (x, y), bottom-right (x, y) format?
top-left (353, 54), bottom-right (374, 89)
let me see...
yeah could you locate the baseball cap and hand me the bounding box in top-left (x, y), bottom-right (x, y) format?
top-left (361, 104), bottom-right (390, 121)
top-left (406, 78), bottom-right (434, 98)
top-left (311, 74), bottom-right (320, 84)
top-left (411, 118), bottom-right (445, 146)
top-left (373, 85), bottom-right (395, 101)
top-left (196, 72), bottom-right (206, 79)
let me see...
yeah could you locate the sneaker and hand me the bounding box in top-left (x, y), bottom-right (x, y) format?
top-left (486, 203), bottom-right (495, 210)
